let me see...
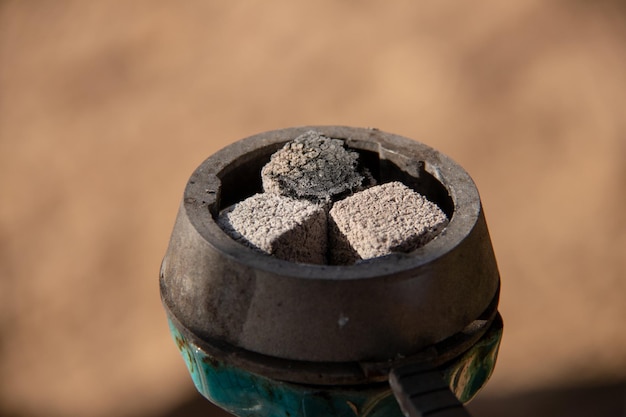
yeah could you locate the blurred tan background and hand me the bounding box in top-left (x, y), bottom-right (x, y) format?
top-left (1, 1), bottom-right (625, 416)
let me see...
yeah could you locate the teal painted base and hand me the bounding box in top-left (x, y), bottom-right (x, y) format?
top-left (168, 318), bottom-right (502, 417)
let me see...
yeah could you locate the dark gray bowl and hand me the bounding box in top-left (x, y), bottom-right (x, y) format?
top-left (160, 126), bottom-right (500, 384)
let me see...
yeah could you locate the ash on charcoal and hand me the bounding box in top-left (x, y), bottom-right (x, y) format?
top-left (329, 182), bottom-right (448, 264)
top-left (218, 193), bottom-right (327, 264)
top-left (261, 130), bottom-right (365, 203)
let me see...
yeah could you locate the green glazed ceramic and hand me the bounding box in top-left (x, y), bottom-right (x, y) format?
top-left (168, 317), bottom-right (502, 417)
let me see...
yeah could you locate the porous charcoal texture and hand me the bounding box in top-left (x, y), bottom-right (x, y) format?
top-left (218, 193), bottom-right (327, 264)
top-left (261, 130), bottom-right (365, 203)
top-left (329, 182), bottom-right (448, 264)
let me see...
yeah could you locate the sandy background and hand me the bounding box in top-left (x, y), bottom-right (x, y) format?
top-left (1, 1), bottom-right (625, 416)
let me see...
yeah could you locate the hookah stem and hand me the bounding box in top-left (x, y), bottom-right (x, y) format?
top-left (389, 364), bottom-right (472, 417)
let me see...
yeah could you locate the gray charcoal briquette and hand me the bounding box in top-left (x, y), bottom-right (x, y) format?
top-left (261, 130), bottom-right (365, 202)
top-left (218, 193), bottom-right (327, 264)
top-left (329, 182), bottom-right (449, 264)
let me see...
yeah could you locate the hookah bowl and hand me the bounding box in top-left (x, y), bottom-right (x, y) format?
top-left (160, 126), bottom-right (502, 417)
